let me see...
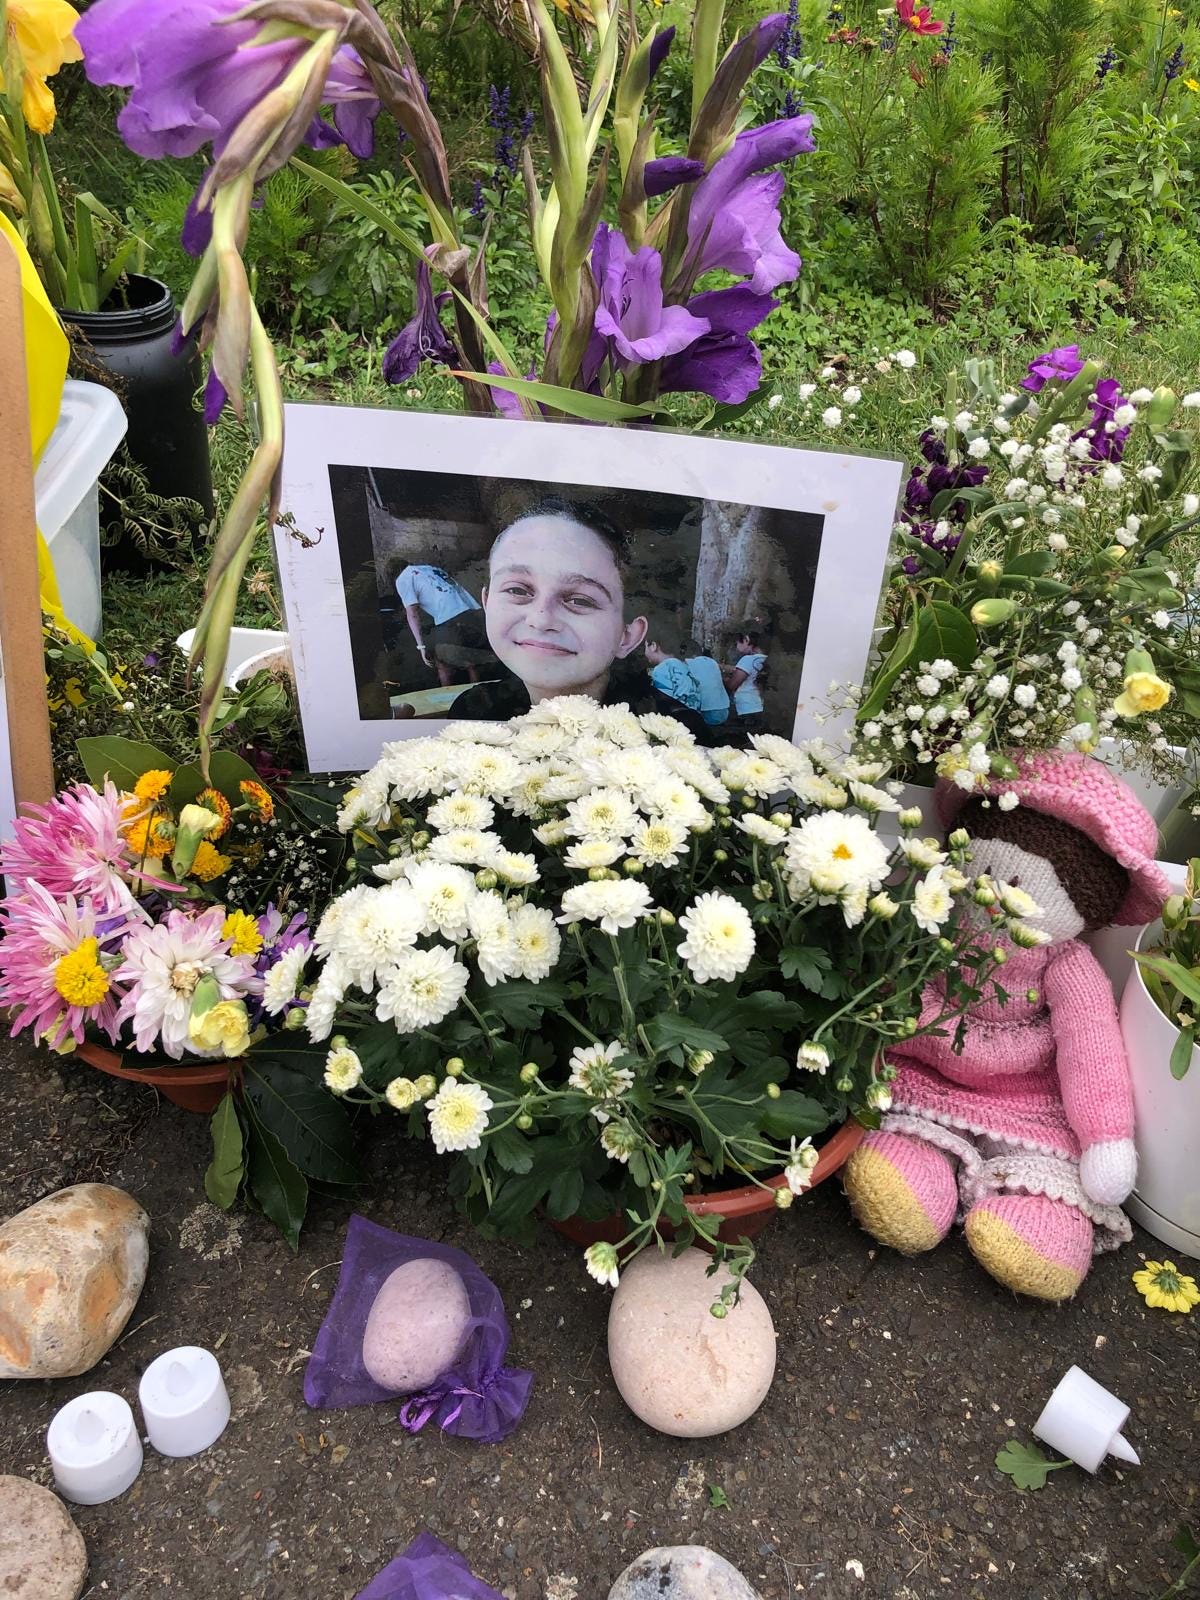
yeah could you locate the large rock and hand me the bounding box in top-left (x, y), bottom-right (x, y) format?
top-left (0, 1185), bottom-right (149, 1379)
top-left (607, 1248), bottom-right (775, 1437)
top-left (608, 1546), bottom-right (761, 1600)
top-left (362, 1257), bottom-right (472, 1392)
top-left (0, 1476), bottom-right (87, 1599)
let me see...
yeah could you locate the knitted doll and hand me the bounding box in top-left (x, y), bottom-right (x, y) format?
top-left (843, 752), bottom-right (1170, 1301)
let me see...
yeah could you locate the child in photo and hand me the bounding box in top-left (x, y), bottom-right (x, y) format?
top-left (682, 636), bottom-right (730, 728)
top-left (644, 630), bottom-right (703, 715)
top-left (726, 626), bottom-right (769, 734)
top-left (395, 562), bottom-right (488, 687)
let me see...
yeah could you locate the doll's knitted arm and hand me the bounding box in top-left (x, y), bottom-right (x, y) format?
top-left (1044, 939), bottom-right (1137, 1205)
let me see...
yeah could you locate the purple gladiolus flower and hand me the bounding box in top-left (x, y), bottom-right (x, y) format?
top-left (647, 26), bottom-right (676, 83)
top-left (683, 115), bottom-right (816, 293)
top-left (660, 285), bottom-right (777, 404)
top-left (1021, 343), bottom-right (1085, 392)
top-left (644, 156), bottom-right (706, 198)
top-left (383, 261), bottom-right (460, 385)
top-left (203, 367), bottom-right (228, 424)
top-left (592, 226), bottom-right (709, 369)
top-left (305, 47), bottom-right (382, 161)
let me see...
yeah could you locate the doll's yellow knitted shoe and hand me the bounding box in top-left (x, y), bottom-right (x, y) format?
top-left (843, 1130), bottom-right (957, 1255)
top-left (965, 1194), bottom-right (1093, 1301)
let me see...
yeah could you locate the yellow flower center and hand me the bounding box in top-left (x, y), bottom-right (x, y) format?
top-left (221, 910), bottom-right (263, 957)
top-left (53, 938), bottom-right (110, 1007)
top-left (833, 842), bottom-right (853, 860)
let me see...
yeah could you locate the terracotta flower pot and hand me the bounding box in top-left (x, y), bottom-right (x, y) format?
top-left (75, 1040), bottom-right (237, 1114)
top-left (549, 1118), bottom-right (866, 1250)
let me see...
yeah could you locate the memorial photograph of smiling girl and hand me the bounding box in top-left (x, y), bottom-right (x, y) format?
top-left (274, 407), bottom-right (902, 772)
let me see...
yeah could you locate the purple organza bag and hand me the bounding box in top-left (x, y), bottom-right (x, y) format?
top-left (355, 1532), bottom-right (504, 1600)
top-left (304, 1215), bottom-right (532, 1443)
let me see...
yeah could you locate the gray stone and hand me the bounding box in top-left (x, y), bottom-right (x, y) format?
top-left (362, 1257), bottom-right (471, 1392)
top-left (607, 1248), bottom-right (775, 1437)
top-left (0, 1476), bottom-right (87, 1599)
top-left (0, 1184), bottom-right (149, 1379)
top-left (607, 1546), bottom-right (761, 1600)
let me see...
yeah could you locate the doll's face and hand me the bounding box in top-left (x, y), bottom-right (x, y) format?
top-left (969, 834), bottom-right (1085, 942)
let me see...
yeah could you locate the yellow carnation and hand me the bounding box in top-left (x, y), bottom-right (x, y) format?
top-left (188, 1000), bottom-right (251, 1058)
top-left (189, 841), bottom-right (232, 882)
top-left (1113, 670), bottom-right (1172, 718)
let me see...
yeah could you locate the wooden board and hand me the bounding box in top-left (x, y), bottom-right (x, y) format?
top-left (0, 232), bottom-right (54, 839)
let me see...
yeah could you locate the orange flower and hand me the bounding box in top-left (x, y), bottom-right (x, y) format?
top-left (189, 841), bottom-right (231, 882)
top-left (238, 779), bottom-right (275, 822)
top-left (133, 768), bottom-right (173, 803)
top-left (124, 815), bottom-right (173, 859)
top-left (195, 787), bottom-right (232, 839)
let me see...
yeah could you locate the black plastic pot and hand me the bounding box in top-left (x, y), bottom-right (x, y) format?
top-left (63, 274), bottom-right (215, 567)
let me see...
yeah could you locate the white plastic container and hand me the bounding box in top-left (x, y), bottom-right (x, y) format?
top-left (34, 380), bottom-right (127, 641)
top-left (1119, 920), bottom-right (1200, 1258)
top-left (139, 1346), bottom-right (230, 1458)
top-left (1033, 1367), bottom-right (1139, 1474)
top-left (176, 626), bottom-right (290, 688)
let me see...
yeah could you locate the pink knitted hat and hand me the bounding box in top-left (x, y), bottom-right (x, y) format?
top-left (936, 750), bottom-right (1171, 927)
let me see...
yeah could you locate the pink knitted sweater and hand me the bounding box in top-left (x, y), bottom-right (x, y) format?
top-left (886, 939), bottom-right (1133, 1160)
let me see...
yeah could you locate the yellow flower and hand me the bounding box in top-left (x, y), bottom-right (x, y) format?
top-left (1, 0), bottom-right (84, 134)
top-left (221, 909), bottom-right (263, 957)
top-left (189, 841), bottom-right (232, 882)
top-left (1184, 77), bottom-right (1200, 92)
top-left (1113, 670), bottom-right (1172, 718)
top-left (188, 999), bottom-right (252, 1058)
top-left (1132, 1259), bottom-right (1200, 1313)
top-left (133, 768), bottom-right (174, 803)
top-left (63, 677), bottom-right (85, 708)
top-left (53, 937), bottom-right (110, 1007)
top-left (238, 779), bottom-right (274, 823)
top-left (195, 786), bottom-right (233, 839)
top-left (123, 815), bottom-right (174, 859)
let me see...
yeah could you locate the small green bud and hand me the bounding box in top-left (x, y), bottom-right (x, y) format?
top-left (658, 908), bottom-right (676, 927)
top-left (899, 807), bottom-right (924, 831)
top-left (938, 936), bottom-right (955, 952)
top-left (993, 946), bottom-right (1008, 964)
top-left (623, 857), bottom-right (644, 875)
top-left (516, 1113), bottom-right (534, 1131)
top-left (835, 1076), bottom-right (854, 1093)
top-left (414, 1074), bottom-right (437, 1099)
top-left (283, 1006), bottom-right (307, 1031)
top-left (969, 596), bottom-right (1018, 627)
top-left (475, 868), bottom-right (498, 891)
top-left (445, 1056), bottom-right (465, 1077)
top-left (947, 827), bottom-right (970, 849)
top-left (330, 1034), bottom-right (349, 1051)
top-left (519, 1061), bottom-right (540, 1083)
top-left (411, 830), bottom-right (431, 850)
top-left (766, 1082), bottom-right (782, 1099)
top-left (588, 865), bottom-right (609, 882)
top-left (1026, 988), bottom-right (1040, 1005)
top-left (651, 1179), bottom-right (663, 1192)
top-left (713, 849), bottom-right (729, 864)
top-left (716, 805), bottom-right (732, 819)
top-left (769, 812), bottom-right (793, 829)
top-left (687, 1048), bottom-right (714, 1075)
top-left (740, 794), bottom-right (758, 811)
top-left (774, 1186), bottom-right (794, 1210)
top-left (752, 881), bottom-right (774, 902)
top-left (709, 1301), bottom-right (728, 1319)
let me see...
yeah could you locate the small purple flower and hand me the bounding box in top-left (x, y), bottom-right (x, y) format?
top-left (1163, 43), bottom-right (1184, 81)
top-left (383, 260), bottom-right (460, 385)
top-left (141, 651), bottom-right (161, 671)
top-left (470, 178), bottom-right (486, 220)
top-left (591, 225), bottom-right (710, 369)
top-left (776, 0), bottom-right (801, 66)
top-left (305, 47), bottom-right (382, 161)
top-left (1071, 376), bottom-right (1131, 465)
top-left (1021, 343), bottom-right (1085, 393)
top-left (683, 115), bottom-right (816, 294)
top-left (1096, 43), bottom-right (1117, 80)
top-left (660, 284), bottom-right (778, 405)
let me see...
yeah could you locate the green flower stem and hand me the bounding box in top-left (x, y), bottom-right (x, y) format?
top-left (460, 993), bottom-right (499, 1059)
top-left (609, 935), bottom-right (638, 1042)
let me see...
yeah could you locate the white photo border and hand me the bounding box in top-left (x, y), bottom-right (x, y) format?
top-left (276, 404), bottom-right (903, 772)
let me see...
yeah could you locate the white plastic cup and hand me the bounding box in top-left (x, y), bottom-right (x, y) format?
top-left (1033, 1366), bottom-right (1139, 1474)
top-left (139, 1346), bottom-right (230, 1458)
top-left (47, 1391), bottom-right (143, 1505)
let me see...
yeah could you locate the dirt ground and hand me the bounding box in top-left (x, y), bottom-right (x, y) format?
top-left (1, 1035), bottom-right (1197, 1600)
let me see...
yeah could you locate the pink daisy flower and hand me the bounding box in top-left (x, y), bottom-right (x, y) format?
top-left (0, 883), bottom-right (137, 1048)
top-left (114, 905), bottom-right (261, 1059)
top-left (1, 781), bottom-right (138, 910)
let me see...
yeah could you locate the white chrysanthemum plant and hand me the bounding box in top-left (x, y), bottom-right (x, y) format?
top-left (312, 703), bottom-right (1031, 1300)
top-left (837, 356), bottom-right (1200, 796)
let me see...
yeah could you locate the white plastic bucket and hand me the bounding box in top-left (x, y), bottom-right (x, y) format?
top-left (34, 381), bottom-right (127, 640)
top-left (1119, 920), bottom-right (1200, 1258)
top-left (176, 627), bottom-right (290, 688)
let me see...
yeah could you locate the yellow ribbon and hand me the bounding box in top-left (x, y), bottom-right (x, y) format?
top-left (1, 212), bottom-right (96, 651)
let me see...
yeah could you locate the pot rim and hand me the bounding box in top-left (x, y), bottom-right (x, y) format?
top-left (683, 1118), bottom-right (865, 1218)
top-left (76, 1038), bottom-right (236, 1087)
top-left (62, 274), bottom-right (176, 337)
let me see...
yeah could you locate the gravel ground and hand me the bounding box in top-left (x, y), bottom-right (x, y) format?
top-left (1, 1035), bottom-right (1197, 1600)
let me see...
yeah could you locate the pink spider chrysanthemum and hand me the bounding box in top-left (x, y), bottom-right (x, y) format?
top-left (114, 905), bottom-right (261, 1059)
top-left (0, 883), bottom-right (138, 1048)
top-left (1, 781), bottom-right (140, 909)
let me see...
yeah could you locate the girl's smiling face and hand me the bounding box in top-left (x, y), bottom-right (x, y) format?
top-left (484, 515), bottom-right (648, 702)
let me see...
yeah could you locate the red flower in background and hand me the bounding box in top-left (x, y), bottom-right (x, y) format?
top-left (896, 0), bottom-right (945, 34)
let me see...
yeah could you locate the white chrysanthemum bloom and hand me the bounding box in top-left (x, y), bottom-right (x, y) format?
top-left (785, 811), bottom-right (891, 897)
top-left (784, 1138), bottom-right (818, 1194)
top-left (563, 838), bottom-right (625, 871)
top-left (865, 1083), bottom-right (893, 1112)
top-left (534, 818), bottom-right (571, 847)
top-left (262, 944), bottom-right (311, 1015)
top-left (385, 1077), bottom-right (421, 1111)
top-left (1009, 919), bottom-right (1052, 948)
top-left (558, 880), bottom-right (654, 936)
top-left (912, 865), bottom-right (954, 934)
top-left (840, 884), bottom-right (870, 927)
top-left (594, 705), bottom-right (648, 747)
top-left (448, 743), bottom-right (523, 799)
top-left (639, 778), bottom-right (708, 829)
top-left (581, 746), bottom-right (662, 795)
top-left (378, 738), bottom-right (451, 802)
top-left (849, 780), bottom-right (900, 815)
top-left (324, 1044), bottom-right (362, 1094)
top-left (510, 720), bottom-right (572, 758)
top-left (629, 818), bottom-right (690, 868)
top-left (677, 892), bottom-right (756, 984)
top-left (305, 957), bottom-right (350, 1041)
top-left (997, 881), bottom-right (1040, 919)
top-left (426, 792), bottom-right (496, 832)
top-left (428, 1079), bottom-right (493, 1154)
top-left (427, 828), bottom-right (502, 867)
top-left (507, 762), bottom-right (557, 818)
top-left (540, 769), bottom-right (590, 805)
top-left (789, 771), bottom-right (849, 810)
top-left (736, 814), bottom-right (788, 847)
top-left (722, 753), bottom-right (786, 798)
top-left (373, 857), bottom-right (413, 882)
top-left (515, 695), bottom-right (599, 733)
top-left (565, 787), bottom-right (639, 840)
top-left (600, 1121), bottom-right (640, 1164)
top-left (337, 780), bottom-right (390, 831)
top-left (639, 712), bottom-right (697, 746)
top-left (376, 945), bottom-right (470, 1031)
top-left (467, 891), bottom-right (520, 985)
top-left (797, 1040), bottom-right (830, 1073)
top-left (584, 1241), bottom-right (620, 1288)
top-left (510, 903), bottom-right (561, 981)
top-left (404, 859), bottom-right (477, 940)
top-left (869, 891), bottom-right (899, 919)
top-left (336, 884), bottom-right (426, 988)
top-left (568, 1039), bottom-right (634, 1102)
top-left (493, 849), bottom-right (540, 887)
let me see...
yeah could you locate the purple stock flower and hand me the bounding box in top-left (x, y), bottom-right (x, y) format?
top-left (660, 284), bottom-right (777, 404)
top-left (1021, 343), bottom-right (1085, 393)
top-left (1096, 43), bottom-right (1117, 80)
top-left (1072, 377), bottom-right (1131, 465)
top-left (592, 225), bottom-right (709, 368)
top-left (643, 156), bottom-right (706, 198)
top-left (76, 0), bottom-right (378, 161)
top-left (383, 261), bottom-right (460, 385)
top-left (684, 115), bottom-right (816, 293)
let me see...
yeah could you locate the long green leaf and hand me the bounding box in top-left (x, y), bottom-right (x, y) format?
top-left (857, 607), bottom-right (921, 723)
top-left (76, 735), bottom-right (175, 792)
top-left (204, 1093), bottom-right (245, 1209)
top-left (454, 370), bottom-right (664, 422)
top-left (98, 236), bottom-right (142, 305)
top-left (290, 157), bottom-right (426, 258)
top-left (1170, 1025), bottom-right (1196, 1080)
top-left (244, 1060), bottom-right (361, 1185)
top-left (245, 1113), bottom-right (308, 1252)
top-left (1133, 952), bottom-right (1200, 1008)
